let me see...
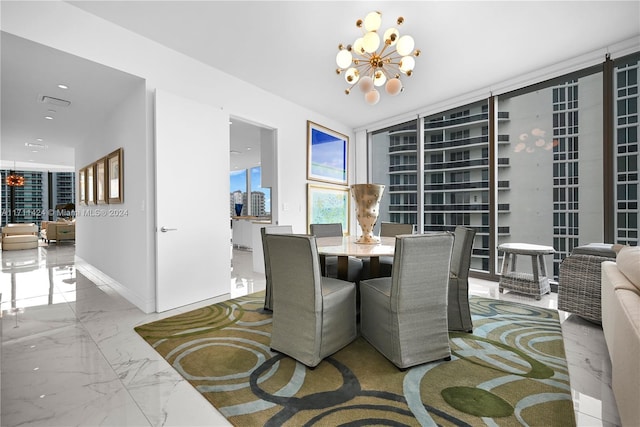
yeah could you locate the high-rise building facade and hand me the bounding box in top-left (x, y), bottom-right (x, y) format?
top-left (52, 172), bottom-right (76, 209)
top-left (1, 170), bottom-right (45, 226)
top-left (615, 59), bottom-right (639, 246)
top-left (1, 170), bottom-right (76, 227)
top-left (371, 101), bottom-right (508, 273)
top-left (228, 191), bottom-right (267, 217)
top-left (251, 191), bottom-right (266, 216)
top-left (370, 57), bottom-right (638, 281)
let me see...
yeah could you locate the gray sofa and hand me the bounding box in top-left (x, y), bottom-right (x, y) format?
top-left (601, 245), bottom-right (640, 426)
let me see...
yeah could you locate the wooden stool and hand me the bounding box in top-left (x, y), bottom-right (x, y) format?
top-left (498, 243), bottom-right (556, 300)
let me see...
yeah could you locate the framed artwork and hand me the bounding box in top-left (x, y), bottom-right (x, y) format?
top-left (307, 183), bottom-right (350, 234)
top-left (79, 167), bottom-right (86, 205)
top-left (96, 157), bottom-right (107, 205)
top-left (107, 148), bottom-right (123, 204)
top-left (307, 120), bottom-right (348, 185)
top-left (86, 163), bottom-right (95, 205)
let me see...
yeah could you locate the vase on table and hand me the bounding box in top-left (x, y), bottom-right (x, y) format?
top-left (233, 191), bottom-right (244, 216)
top-left (351, 183), bottom-right (385, 244)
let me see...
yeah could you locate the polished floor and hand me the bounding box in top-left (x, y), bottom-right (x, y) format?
top-left (1, 244), bottom-right (620, 426)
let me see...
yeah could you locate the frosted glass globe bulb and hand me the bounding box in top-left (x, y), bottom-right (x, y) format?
top-left (336, 50), bottom-right (353, 69)
top-left (365, 89), bottom-right (380, 105)
top-left (385, 78), bottom-right (402, 96)
top-left (359, 76), bottom-right (374, 93)
top-left (396, 35), bottom-right (415, 56)
top-left (364, 11), bottom-right (382, 32)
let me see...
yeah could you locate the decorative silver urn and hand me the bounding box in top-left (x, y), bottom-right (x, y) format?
top-left (351, 183), bottom-right (385, 244)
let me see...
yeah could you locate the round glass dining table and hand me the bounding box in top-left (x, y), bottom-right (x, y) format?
top-left (315, 236), bottom-right (396, 281)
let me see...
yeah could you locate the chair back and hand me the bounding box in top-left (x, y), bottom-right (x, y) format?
top-left (264, 234), bottom-right (323, 346)
top-left (380, 222), bottom-right (413, 237)
top-left (310, 223), bottom-right (343, 237)
top-left (261, 225), bottom-right (293, 310)
top-left (265, 234), bottom-right (322, 308)
top-left (266, 233), bottom-right (356, 367)
top-left (450, 226), bottom-right (476, 280)
top-left (390, 232), bottom-right (454, 313)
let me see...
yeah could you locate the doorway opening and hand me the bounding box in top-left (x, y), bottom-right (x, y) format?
top-left (229, 117), bottom-right (277, 299)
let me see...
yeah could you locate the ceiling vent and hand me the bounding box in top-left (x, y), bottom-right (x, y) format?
top-left (39, 95), bottom-right (71, 108)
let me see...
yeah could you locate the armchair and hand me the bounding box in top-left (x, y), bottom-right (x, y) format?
top-left (558, 243), bottom-right (617, 323)
top-left (1, 223), bottom-right (39, 250)
top-left (42, 220), bottom-right (75, 243)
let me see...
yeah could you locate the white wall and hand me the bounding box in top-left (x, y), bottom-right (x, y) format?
top-left (75, 82), bottom-right (152, 310)
top-left (1, 1), bottom-right (355, 312)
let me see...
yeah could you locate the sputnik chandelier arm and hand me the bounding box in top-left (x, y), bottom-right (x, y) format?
top-left (336, 11), bottom-right (420, 105)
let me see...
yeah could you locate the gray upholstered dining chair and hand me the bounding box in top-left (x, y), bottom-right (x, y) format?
top-left (361, 222), bottom-right (413, 279)
top-left (310, 223), bottom-right (363, 282)
top-left (260, 225), bottom-right (293, 311)
top-left (360, 232), bottom-right (454, 369)
top-left (264, 233), bottom-right (357, 368)
top-left (447, 226), bottom-right (476, 332)
top-left (380, 222), bottom-right (415, 238)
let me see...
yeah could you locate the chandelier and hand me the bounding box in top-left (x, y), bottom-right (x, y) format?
top-left (335, 11), bottom-right (420, 105)
top-left (6, 172), bottom-right (24, 187)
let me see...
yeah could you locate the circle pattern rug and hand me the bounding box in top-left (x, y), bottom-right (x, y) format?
top-left (134, 294), bottom-right (575, 426)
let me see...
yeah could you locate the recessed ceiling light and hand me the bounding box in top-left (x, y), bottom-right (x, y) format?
top-left (246, 147), bottom-right (251, 151)
top-left (36, 138), bottom-right (43, 142)
top-left (57, 84), bottom-right (68, 89)
top-left (44, 116), bottom-right (54, 120)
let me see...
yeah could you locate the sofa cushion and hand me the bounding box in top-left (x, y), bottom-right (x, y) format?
top-left (2, 223), bottom-right (38, 235)
top-left (616, 245), bottom-right (640, 292)
top-left (572, 243), bottom-right (617, 258)
top-left (4, 235), bottom-right (38, 243)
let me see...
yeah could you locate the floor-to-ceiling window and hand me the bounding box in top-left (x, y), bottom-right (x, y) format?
top-left (423, 101), bottom-right (491, 273)
top-left (229, 167), bottom-right (271, 218)
top-left (614, 55), bottom-right (639, 246)
top-left (1, 170), bottom-right (75, 227)
top-left (370, 120), bottom-right (418, 233)
top-left (229, 169), bottom-right (248, 216)
top-left (368, 53), bottom-right (639, 282)
top-left (250, 166), bottom-right (271, 217)
top-left (496, 70), bottom-right (604, 279)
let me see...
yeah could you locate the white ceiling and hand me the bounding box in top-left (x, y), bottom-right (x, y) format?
top-left (2, 1), bottom-right (639, 171)
top-left (1, 32), bottom-right (144, 171)
top-left (66, 0), bottom-right (640, 129)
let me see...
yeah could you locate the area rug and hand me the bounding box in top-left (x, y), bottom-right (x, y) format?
top-left (134, 293), bottom-right (575, 426)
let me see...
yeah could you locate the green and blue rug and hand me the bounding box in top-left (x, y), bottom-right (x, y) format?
top-left (135, 294), bottom-right (575, 426)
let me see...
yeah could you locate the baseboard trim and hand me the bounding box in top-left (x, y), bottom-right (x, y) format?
top-left (74, 256), bottom-right (155, 314)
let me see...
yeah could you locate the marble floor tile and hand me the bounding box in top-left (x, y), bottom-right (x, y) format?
top-left (1, 245), bottom-right (619, 426)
